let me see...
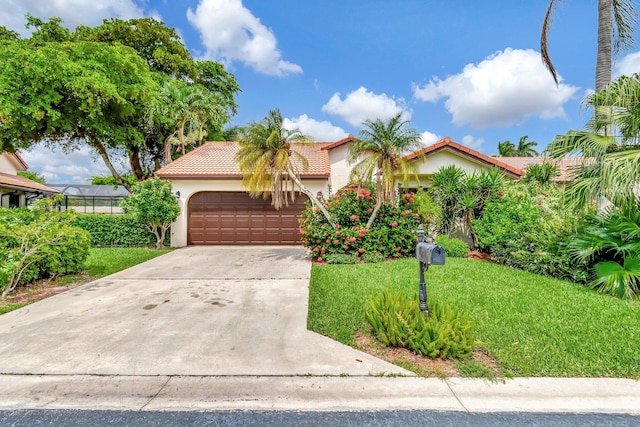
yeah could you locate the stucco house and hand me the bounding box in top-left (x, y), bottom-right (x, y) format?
top-left (156, 136), bottom-right (533, 248)
top-left (0, 152), bottom-right (59, 208)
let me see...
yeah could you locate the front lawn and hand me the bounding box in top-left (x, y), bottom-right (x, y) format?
top-left (0, 247), bottom-right (171, 314)
top-left (308, 257), bottom-right (640, 378)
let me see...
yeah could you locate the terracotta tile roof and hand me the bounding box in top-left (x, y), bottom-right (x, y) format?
top-left (155, 141), bottom-right (330, 179)
top-left (404, 137), bottom-right (524, 178)
top-left (319, 134), bottom-right (357, 151)
top-left (495, 157), bottom-right (591, 183)
top-left (0, 172), bottom-right (60, 193)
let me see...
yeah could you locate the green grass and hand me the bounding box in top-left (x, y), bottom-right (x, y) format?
top-left (1, 247), bottom-right (171, 314)
top-left (308, 258), bottom-right (640, 378)
top-left (82, 247), bottom-right (172, 277)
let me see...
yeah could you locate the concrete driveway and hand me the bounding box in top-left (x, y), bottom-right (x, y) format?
top-left (0, 246), bottom-right (409, 377)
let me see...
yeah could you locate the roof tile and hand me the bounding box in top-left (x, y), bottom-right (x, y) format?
top-left (155, 141), bottom-right (330, 179)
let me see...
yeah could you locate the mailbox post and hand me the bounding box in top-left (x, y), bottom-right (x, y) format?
top-left (415, 225), bottom-right (445, 318)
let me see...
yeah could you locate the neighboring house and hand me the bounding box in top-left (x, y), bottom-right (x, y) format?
top-left (494, 156), bottom-right (586, 183)
top-left (0, 152), bottom-right (59, 208)
top-left (156, 136), bottom-right (529, 248)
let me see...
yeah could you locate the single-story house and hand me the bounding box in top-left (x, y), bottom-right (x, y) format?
top-left (0, 152), bottom-right (59, 208)
top-left (156, 136), bottom-right (531, 248)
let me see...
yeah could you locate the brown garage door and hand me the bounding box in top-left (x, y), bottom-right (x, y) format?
top-left (188, 192), bottom-right (308, 245)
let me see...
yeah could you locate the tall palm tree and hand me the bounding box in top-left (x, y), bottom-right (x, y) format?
top-left (235, 108), bottom-right (335, 227)
top-left (348, 113), bottom-right (424, 228)
top-left (515, 135), bottom-right (539, 157)
top-left (546, 73), bottom-right (640, 210)
top-left (496, 140), bottom-right (517, 157)
top-left (541, 0), bottom-right (637, 91)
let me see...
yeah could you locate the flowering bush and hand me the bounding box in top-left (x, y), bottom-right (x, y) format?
top-left (300, 185), bottom-right (420, 261)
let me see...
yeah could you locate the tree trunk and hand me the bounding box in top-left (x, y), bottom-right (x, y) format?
top-left (596, 0), bottom-right (613, 91)
top-left (285, 166), bottom-right (336, 229)
top-left (129, 146), bottom-right (144, 181)
top-left (366, 201), bottom-right (382, 229)
top-left (94, 139), bottom-right (131, 192)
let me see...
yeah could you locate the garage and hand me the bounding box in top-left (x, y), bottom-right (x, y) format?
top-left (187, 192), bottom-right (309, 245)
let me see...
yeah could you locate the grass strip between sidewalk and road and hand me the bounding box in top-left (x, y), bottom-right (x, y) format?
top-left (308, 257), bottom-right (640, 378)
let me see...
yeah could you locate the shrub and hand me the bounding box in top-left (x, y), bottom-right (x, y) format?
top-left (435, 235), bottom-right (469, 258)
top-left (365, 289), bottom-right (474, 359)
top-left (72, 214), bottom-right (167, 247)
top-left (474, 182), bottom-right (589, 283)
top-left (324, 254), bottom-right (360, 264)
top-left (0, 208), bottom-right (90, 298)
top-left (362, 252), bottom-right (386, 263)
top-left (300, 185), bottom-right (420, 260)
top-left (120, 178), bottom-right (180, 248)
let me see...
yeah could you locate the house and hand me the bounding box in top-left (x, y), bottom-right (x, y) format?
top-left (156, 136), bottom-right (531, 248)
top-left (0, 152), bottom-right (59, 208)
top-left (493, 156), bottom-right (585, 183)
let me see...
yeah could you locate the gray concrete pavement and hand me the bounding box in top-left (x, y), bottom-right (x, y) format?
top-left (1, 246), bottom-right (639, 414)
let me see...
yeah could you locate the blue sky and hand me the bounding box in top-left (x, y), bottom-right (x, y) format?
top-left (3, 0), bottom-right (640, 183)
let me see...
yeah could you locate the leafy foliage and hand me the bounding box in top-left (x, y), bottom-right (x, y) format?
top-left (348, 113), bottom-right (424, 228)
top-left (430, 165), bottom-right (505, 247)
top-left (0, 209), bottom-right (90, 299)
top-left (365, 289), bottom-right (474, 359)
top-left (570, 205), bottom-right (640, 298)
top-left (120, 178), bottom-right (180, 248)
top-left (300, 185), bottom-right (420, 260)
top-left (72, 215), bottom-right (168, 247)
top-left (522, 161), bottom-right (559, 185)
top-left (16, 170), bottom-right (46, 184)
top-left (474, 182), bottom-right (589, 283)
top-left (434, 235), bottom-right (469, 258)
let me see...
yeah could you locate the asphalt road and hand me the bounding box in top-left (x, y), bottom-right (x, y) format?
top-left (1, 410), bottom-right (638, 427)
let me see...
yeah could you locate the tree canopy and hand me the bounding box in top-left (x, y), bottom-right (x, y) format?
top-left (0, 16), bottom-right (241, 189)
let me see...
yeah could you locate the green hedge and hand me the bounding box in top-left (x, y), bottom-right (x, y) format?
top-left (72, 214), bottom-right (170, 247)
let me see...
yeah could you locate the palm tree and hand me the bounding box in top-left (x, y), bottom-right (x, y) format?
top-left (541, 0), bottom-right (637, 91)
top-left (235, 108), bottom-right (335, 227)
top-left (515, 135), bottom-right (539, 157)
top-left (148, 81), bottom-right (225, 164)
top-left (547, 73), bottom-right (640, 210)
top-left (348, 113), bottom-right (424, 228)
top-left (496, 140), bottom-right (517, 157)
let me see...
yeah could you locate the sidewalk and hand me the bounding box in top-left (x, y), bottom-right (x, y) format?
top-left (1, 374), bottom-right (639, 413)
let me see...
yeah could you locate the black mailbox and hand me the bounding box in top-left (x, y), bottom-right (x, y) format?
top-left (415, 225), bottom-right (446, 318)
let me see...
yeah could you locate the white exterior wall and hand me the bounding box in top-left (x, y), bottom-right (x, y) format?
top-left (168, 179), bottom-right (328, 247)
top-left (326, 144), bottom-right (352, 191)
top-left (0, 153), bottom-right (19, 174)
top-left (404, 149), bottom-right (516, 188)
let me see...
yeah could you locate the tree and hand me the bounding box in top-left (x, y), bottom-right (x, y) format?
top-left (120, 178), bottom-right (180, 248)
top-left (496, 140), bottom-right (517, 156)
top-left (541, 0), bottom-right (637, 91)
top-left (515, 135), bottom-right (539, 157)
top-left (0, 17), bottom-right (240, 188)
top-left (17, 170), bottom-right (46, 184)
top-left (546, 73), bottom-right (640, 210)
top-left (348, 113), bottom-right (424, 228)
top-left (430, 165), bottom-right (505, 248)
top-left (235, 109), bottom-right (335, 227)
top-left (148, 81), bottom-right (226, 164)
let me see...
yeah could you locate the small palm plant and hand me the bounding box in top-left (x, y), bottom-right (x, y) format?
top-left (571, 204), bottom-right (640, 299)
top-left (348, 113), bottom-right (424, 228)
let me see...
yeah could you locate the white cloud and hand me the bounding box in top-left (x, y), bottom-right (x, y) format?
top-left (186, 0), bottom-right (302, 76)
top-left (0, 0), bottom-right (148, 36)
top-left (614, 51), bottom-right (640, 78)
top-left (322, 86), bottom-right (410, 127)
top-left (20, 144), bottom-right (118, 184)
top-left (420, 130), bottom-right (441, 145)
top-left (412, 48), bottom-right (579, 129)
top-left (461, 135), bottom-right (485, 151)
top-left (283, 115), bottom-right (348, 142)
